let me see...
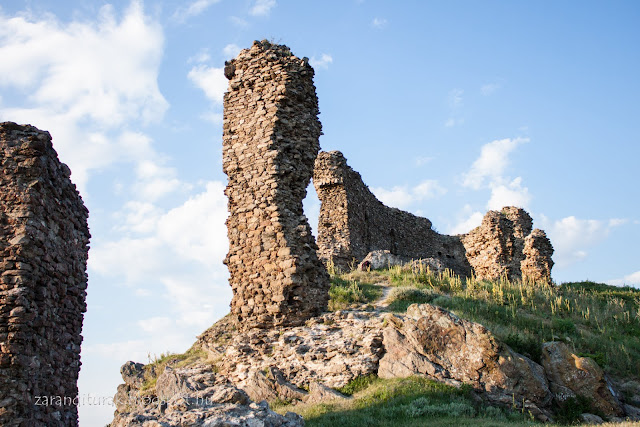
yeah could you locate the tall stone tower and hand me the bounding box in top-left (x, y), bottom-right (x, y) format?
top-left (0, 123), bottom-right (90, 426)
top-left (222, 40), bottom-right (330, 329)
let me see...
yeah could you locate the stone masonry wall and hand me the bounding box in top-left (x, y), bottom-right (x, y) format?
top-left (313, 151), bottom-right (472, 276)
top-left (461, 207), bottom-right (553, 282)
top-left (222, 41), bottom-right (330, 330)
top-left (313, 151), bottom-right (553, 282)
top-left (0, 122), bottom-right (90, 426)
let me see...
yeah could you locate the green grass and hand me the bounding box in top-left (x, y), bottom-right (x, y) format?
top-left (334, 266), bottom-right (640, 380)
top-left (328, 276), bottom-right (383, 310)
top-left (275, 376), bottom-right (536, 427)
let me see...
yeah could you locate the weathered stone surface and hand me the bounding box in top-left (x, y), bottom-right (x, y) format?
top-left (111, 398), bottom-right (304, 427)
top-left (461, 207), bottom-right (554, 282)
top-left (0, 122), bottom-right (90, 427)
top-left (378, 304), bottom-right (552, 419)
top-left (223, 40), bottom-right (329, 330)
top-left (111, 363), bottom-right (302, 427)
top-left (306, 382), bottom-right (348, 404)
top-left (358, 250), bottom-right (407, 270)
top-left (313, 151), bottom-right (472, 275)
top-left (541, 341), bottom-right (624, 417)
top-left (121, 361), bottom-right (146, 389)
top-left (521, 229), bottom-right (554, 283)
top-left (244, 367), bottom-right (307, 403)
top-left (198, 309), bottom-right (385, 392)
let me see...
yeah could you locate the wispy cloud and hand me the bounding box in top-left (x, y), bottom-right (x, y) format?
top-left (608, 270), bottom-right (640, 288)
top-left (481, 83), bottom-right (500, 96)
top-left (249, 0), bottom-right (276, 16)
top-left (172, 0), bottom-right (222, 23)
top-left (448, 88), bottom-right (464, 108)
top-left (230, 16), bottom-right (249, 27)
top-left (372, 180), bottom-right (447, 210)
top-left (371, 17), bottom-right (388, 29)
top-left (188, 64), bottom-right (227, 104)
top-left (415, 156), bottom-right (433, 167)
top-left (223, 43), bottom-right (242, 58)
top-left (444, 118), bottom-right (464, 128)
top-left (462, 137), bottom-right (528, 190)
top-left (539, 215), bottom-right (626, 268)
top-left (310, 53), bottom-right (333, 69)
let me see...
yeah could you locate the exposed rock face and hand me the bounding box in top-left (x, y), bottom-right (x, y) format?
top-left (222, 40), bottom-right (330, 330)
top-left (461, 207), bottom-right (554, 282)
top-left (0, 123), bottom-right (90, 427)
top-left (313, 150), bottom-right (471, 275)
top-left (378, 304), bottom-right (553, 420)
top-left (111, 364), bottom-right (303, 427)
top-left (541, 341), bottom-right (624, 417)
top-left (521, 229), bottom-right (554, 282)
top-left (197, 309), bottom-right (385, 393)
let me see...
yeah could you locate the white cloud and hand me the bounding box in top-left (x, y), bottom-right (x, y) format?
top-left (230, 16), bottom-right (249, 28)
top-left (481, 83), bottom-right (500, 96)
top-left (371, 17), bottom-right (388, 29)
top-left (462, 137), bottom-right (528, 189)
top-left (310, 53), bottom-right (333, 70)
top-left (608, 271), bottom-right (640, 288)
top-left (372, 180), bottom-right (447, 210)
top-left (540, 215), bottom-right (624, 268)
top-left (448, 88), bottom-right (464, 108)
top-left (188, 49), bottom-right (211, 64)
top-left (223, 43), bottom-right (241, 59)
top-left (188, 64), bottom-right (227, 105)
top-left (486, 177), bottom-right (531, 210)
top-left (134, 159), bottom-right (190, 202)
top-left (172, 0), bottom-right (222, 23)
top-left (445, 118), bottom-right (464, 127)
top-left (249, 0), bottom-right (277, 16)
top-left (0, 1), bottom-right (167, 193)
top-left (449, 209), bottom-right (484, 235)
top-left (415, 156), bottom-right (433, 166)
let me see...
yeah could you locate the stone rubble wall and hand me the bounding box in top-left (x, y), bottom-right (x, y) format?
top-left (462, 207), bottom-right (554, 282)
top-left (313, 150), bottom-right (472, 276)
top-left (223, 41), bottom-right (330, 330)
top-left (313, 151), bottom-right (553, 282)
top-left (0, 122), bottom-right (90, 426)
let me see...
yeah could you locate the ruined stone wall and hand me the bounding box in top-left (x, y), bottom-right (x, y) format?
top-left (0, 122), bottom-right (90, 426)
top-left (461, 207), bottom-right (553, 282)
top-left (222, 41), bottom-right (330, 329)
top-left (313, 151), bottom-right (553, 282)
top-left (313, 151), bottom-right (472, 276)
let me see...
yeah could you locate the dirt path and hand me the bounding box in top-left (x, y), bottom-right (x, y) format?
top-left (374, 282), bottom-right (392, 309)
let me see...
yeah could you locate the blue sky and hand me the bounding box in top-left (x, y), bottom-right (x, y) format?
top-left (1, 0), bottom-right (639, 425)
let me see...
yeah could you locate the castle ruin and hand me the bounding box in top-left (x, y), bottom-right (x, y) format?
top-left (313, 150), bottom-right (554, 282)
top-left (222, 41), bottom-right (330, 329)
top-left (0, 122), bottom-right (90, 426)
top-left (313, 151), bottom-right (472, 276)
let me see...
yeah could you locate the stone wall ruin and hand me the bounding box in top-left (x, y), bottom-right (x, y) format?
top-left (313, 150), bottom-right (554, 282)
top-left (313, 151), bottom-right (472, 276)
top-left (222, 41), bottom-right (330, 330)
top-left (0, 122), bottom-right (90, 426)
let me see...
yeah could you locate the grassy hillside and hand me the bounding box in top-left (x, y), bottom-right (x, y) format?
top-left (303, 265), bottom-right (640, 426)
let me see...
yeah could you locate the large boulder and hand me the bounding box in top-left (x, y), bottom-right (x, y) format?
top-left (541, 342), bottom-right (624, 417)
top-left (379, 304), bottom-right (552, 419)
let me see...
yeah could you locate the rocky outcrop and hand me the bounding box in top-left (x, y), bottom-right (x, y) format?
top-left (222, 40), bottom-right (329, 330)
top-left (378, 303), bottom-right (553, 420)
top-left (198, 309), bottom-right (385, 392)
top-left (111, 363), bottom-right (303, 427)
top-left (461, 207), bottom-right (554, 282)
top-left (541, 341), bottom-right (624, 417)
top-left (313, 151), bottom-right (472, 275)
top-left (0, 123), bottom-right (90, 427)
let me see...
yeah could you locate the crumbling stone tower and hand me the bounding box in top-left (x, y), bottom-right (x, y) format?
top-left (222, 41), bottom-right (330, 329)
top-left (0, 123), bottom-right (90, 426)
